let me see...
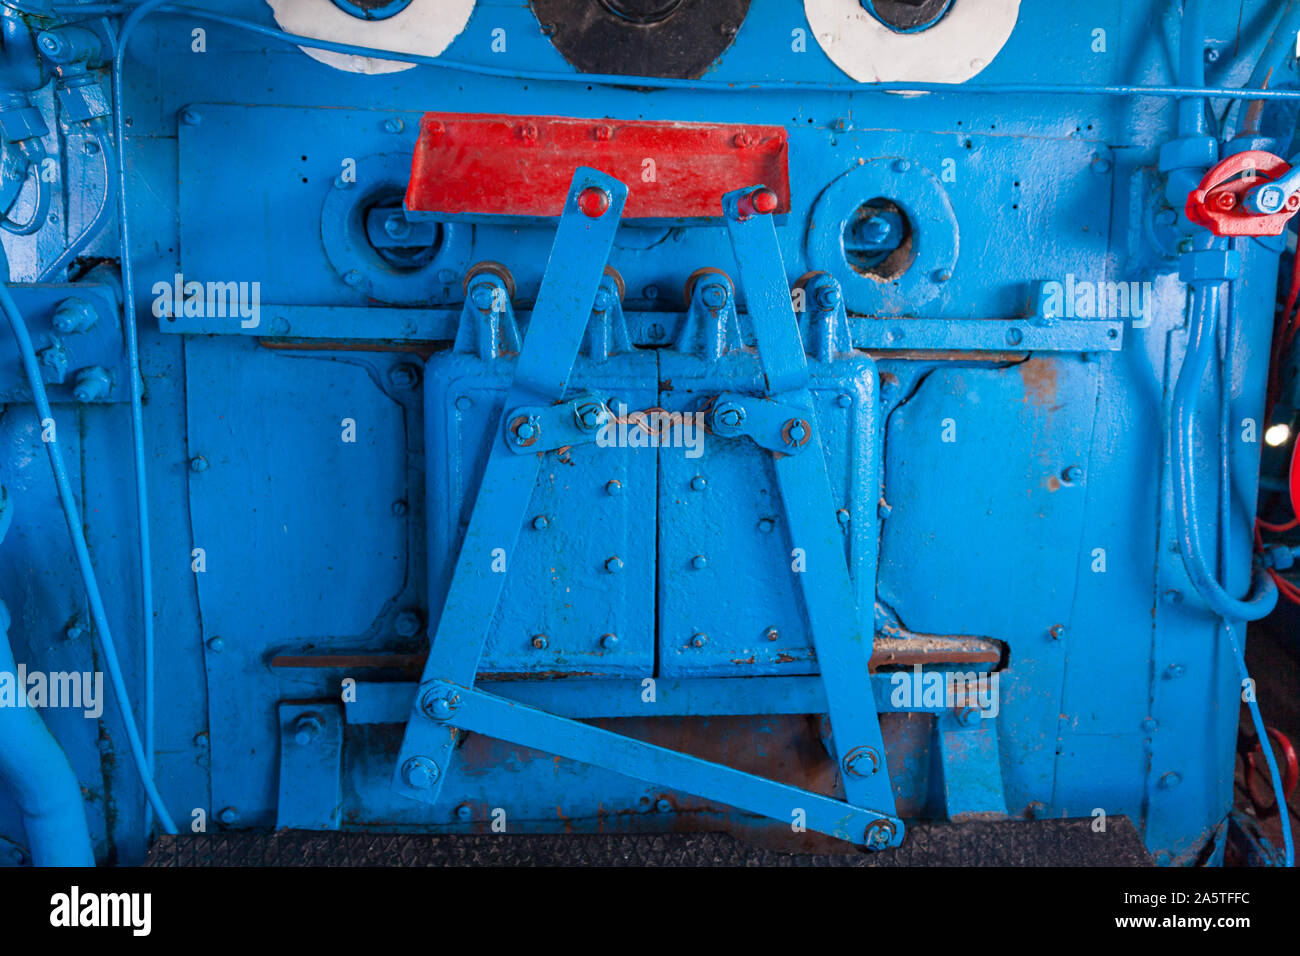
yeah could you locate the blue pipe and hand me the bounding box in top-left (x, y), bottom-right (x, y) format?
top-left (0, 281), bottom-right (177, 834)
top-left (1179, 0), bottom-right (1210, 137)
top-left (0, 601), bottom-right (94, 866)
top-left (1170, 280), bottom-right (1278, 620)
top-left (111, 0), bottom-right (169, 829)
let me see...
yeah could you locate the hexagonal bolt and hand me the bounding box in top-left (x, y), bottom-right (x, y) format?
top-left (709, 401), bottom-right (746, 436)
top-left (52, 297), bottom-right (97, 333)
top-left (842, 746), bottom-right (881, 778)
top-left (292, 713), bottom-right (324, 746)
top-left (864, 819), bottom-right (895, 850)
top-left (394, 609), bottom-right (424, 637)
top-left (574, 401), bottom-right (608, 432)
top-left (420, 689), bottom-right (460, 721)
top-left (72, 366), bottom-right (112, 402)
top-left (401, 756), bottom-right (440, 790)
top-left (388, 363), bottom-right (419, 389)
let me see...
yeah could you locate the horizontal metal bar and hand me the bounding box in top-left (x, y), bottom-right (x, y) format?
top-left (346, 673), bottom-right (983, 725)
top-left (164, 305), bottom-right (1124, 353)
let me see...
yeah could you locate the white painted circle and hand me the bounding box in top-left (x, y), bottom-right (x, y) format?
top-left (804, 0), bottom-right (1021, 84)
top-left (265, 0), bottom-right (476, 75)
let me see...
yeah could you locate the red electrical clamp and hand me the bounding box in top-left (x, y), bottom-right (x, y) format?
top-left (1185, 150), bottom-right (1300, 236)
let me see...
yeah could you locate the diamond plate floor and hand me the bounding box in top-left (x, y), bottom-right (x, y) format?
top-left (147, 817), bottom-right (1151, 867)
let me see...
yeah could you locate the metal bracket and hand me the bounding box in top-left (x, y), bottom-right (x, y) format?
top-left (704, 391), bottom-right (813, 455)
top-left (721, 184), bottom-right (904, 842)
top-left (503, 392), bottom-right (610, 454)
top-left (276, 701), bottom-right (344, 830)
top-left (391, 170), bottom-right (905, 849)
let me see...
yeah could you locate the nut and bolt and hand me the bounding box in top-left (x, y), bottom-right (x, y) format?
top-left (420, 689), bottom-right (460, 721)
top-left (72, 366), bottom-right (112, 402)
top-left (842, 746), bottom-right (881, 778)
top-left (52, 297), bottom-right (97, 333)
top-left (394, 609), bottom-right (423, 637)
top-left (293, 713), bottom-right (324, 746)
top-left (401, 756), bottom-right (440, 790)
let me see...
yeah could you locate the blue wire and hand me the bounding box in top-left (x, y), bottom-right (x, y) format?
top-left (0, 284), bottom-right (177, 834)
top-left (112, 0), bottom-right (172, 833)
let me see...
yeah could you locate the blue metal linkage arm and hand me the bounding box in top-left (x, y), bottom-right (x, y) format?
top-left (392, 168), bottom-right (628, 804)
top-left (723, 186), bottom-right (902, 843)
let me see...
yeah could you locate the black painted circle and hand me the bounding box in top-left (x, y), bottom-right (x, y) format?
top-left (531, 0), bottom-right (752, 79)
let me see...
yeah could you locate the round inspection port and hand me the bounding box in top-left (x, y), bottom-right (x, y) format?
top-left (842, 198), bottom-right (913, 281)
top-left (362, 188), bottom-right (444, 272)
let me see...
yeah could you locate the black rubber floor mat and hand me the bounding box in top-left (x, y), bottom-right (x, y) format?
top-left (147, 817), bottom-right (1152, 867)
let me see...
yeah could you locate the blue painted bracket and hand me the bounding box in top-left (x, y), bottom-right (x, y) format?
top-left (276, 702), bottom-right (344, 830)
top-left (417, 679), bottom-right (891, 845)
top-left (722, 185), bottom-right (902, 846)
top-left (392, 168), bottom-right (630, 805)
top-left (391, 170), bottom-right (902, 849)
top-left (935, 712), bottom-right (1009, 821)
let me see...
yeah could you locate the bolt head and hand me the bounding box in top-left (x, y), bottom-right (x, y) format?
top-left (655, 798), bottom-right (673, 813)
top-left (690, 633), bottom-right (708, 648)
top-left (531, 634), bottom-right (549, 650)
top-left (401, 757), bottom-right (440, 790)
top-left (1049, 624), bottom-right (1066, 641)
top-left (532, 515), bottom-right (549, 531)
top-left (217, 807), bottom-right (238, 825)
top-left (605, 480), bottom-right (622, 496)
top-left (605, 556), bottom-right (624, 573)
top-left (455, 803), bottom-right (473, 821)
top-left (764, 627), bottom-right (779, 642)
top-left (691, 555), bottom-right (708, 570)
top-left (601, 633), bottom-right (618, 649)
top-left (749, 187), bottom-right (779, 215)
top-left (578, 187), bottom-right (611, 218)
top-left (690, 475), bottom-right (708, 491)
top-left (394, 610), bottom-right (423, 637)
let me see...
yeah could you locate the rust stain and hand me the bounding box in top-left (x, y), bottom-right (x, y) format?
top-left (1018, 357), bottom-right (1058, 407)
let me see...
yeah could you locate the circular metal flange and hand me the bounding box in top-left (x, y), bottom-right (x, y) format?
top-left (804, 0), bottom-right (1020, 83)
top-left (266, 0), bottom-right (475, 74)
top-left (321, 153), bottom-right (472, 306)
top-left (530, 0), bottom-right (751, 79)
top-left (805, 157), bottom-right (958, 315)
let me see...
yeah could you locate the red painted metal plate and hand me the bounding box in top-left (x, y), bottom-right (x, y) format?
top-left (404, 113), bottom-right (790, 221)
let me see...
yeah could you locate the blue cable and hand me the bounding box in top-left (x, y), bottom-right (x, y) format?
top-left (0, 283), bottom-right (177, 834)
top-left (111, 0), bottom-right (171, 836)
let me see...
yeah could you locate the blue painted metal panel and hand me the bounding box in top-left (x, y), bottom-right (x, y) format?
top-left (0, 0), bottom-right (1293, 865)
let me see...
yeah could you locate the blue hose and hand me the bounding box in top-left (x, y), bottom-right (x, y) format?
top-left (0, 602), bottom-right (95, 866)
top-left (1170, 283), bottom-right (1279, 620)
top-left (1179, 0), bottom-right (1210, 137)
top-left (0, 282), bottom-right (177, 834)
